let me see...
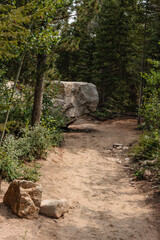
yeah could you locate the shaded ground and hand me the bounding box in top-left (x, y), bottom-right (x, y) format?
top-left (0, 117), bottom-right (160, 240)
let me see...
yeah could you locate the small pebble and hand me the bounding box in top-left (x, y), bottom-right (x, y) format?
top-left (123, 147), bottom-right (129, 150)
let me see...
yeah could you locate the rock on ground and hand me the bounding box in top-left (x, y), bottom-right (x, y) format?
top-left (53, 81), bottom-right (99, 123)
top-left (40, 199), bottom-right (69, 218)
top-left (3, 180), bottom-right (42, 219)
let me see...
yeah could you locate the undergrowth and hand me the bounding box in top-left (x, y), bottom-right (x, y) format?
top-left (0, 81), bottom-right (65, 182)
top-left (131, 60), bottom-right (160, 182)
top-left (0, 124), bottom-right (63, 182)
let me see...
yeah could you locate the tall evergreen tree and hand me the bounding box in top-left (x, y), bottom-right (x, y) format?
top-left (55, 0), bottom-right (99, 82)
top-left (93, 0), bottom-right (140, 109)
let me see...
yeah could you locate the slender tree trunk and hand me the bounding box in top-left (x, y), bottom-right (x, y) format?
top-left (32, 53), bottom-right (47, 126)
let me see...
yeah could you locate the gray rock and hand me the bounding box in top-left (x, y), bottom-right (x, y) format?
top-left (123, 146), bottom-right (129, 150)
top-left (113, 143), bottom-right (123, 150)
top-left (40, 199), bottom-right (69, 218)
top-left (53, 81), bottom-right (99, 123)
top-left (116, 160), bottom-right (122, 164)
top-left (3, 180), bottom-right (42, 219)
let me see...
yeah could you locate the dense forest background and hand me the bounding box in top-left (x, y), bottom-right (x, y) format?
top-left (1, 0), bottom-right (160, 115)
top-left (0, 0), bottom-right (160, 181)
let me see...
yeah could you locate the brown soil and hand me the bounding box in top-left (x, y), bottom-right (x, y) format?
top-left (0, 117), bottom-right (160, 240)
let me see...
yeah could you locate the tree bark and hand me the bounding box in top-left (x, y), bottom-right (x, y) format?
top-left (32, 53), bottom-right (47, 126)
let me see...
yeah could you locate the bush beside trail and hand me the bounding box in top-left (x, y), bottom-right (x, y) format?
top-left (131, 60), bottom-right (160, 183)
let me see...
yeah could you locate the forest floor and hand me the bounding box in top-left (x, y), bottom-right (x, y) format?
top-left (0, 117), bottom-right (160, 240)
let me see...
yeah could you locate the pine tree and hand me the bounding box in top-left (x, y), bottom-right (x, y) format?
top-left (55, 0), bottom-right (99, 82)
top-left (93, 0), bottom-right (140, 109)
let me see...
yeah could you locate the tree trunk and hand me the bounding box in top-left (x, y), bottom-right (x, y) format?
top-left (32, 53), bottom-right (47, 126)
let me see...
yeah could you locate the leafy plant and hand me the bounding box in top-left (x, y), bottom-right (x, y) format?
top-left (0, 125), bottom-right (53, 181)
top-left (0, 81), bottom-right (33, 132)
top-left (134, 169), bottom-right (145, 180)
top-left (0, 146), bottom-right (40, 182)
top-left (133, 131), bottom-right (160, 161)
top-left (132, 60), bottom-right (160, 182)
top-left (40, 81), bottom-right (66, 146)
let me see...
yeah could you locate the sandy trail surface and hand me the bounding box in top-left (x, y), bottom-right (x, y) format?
top-left (0, 118), bottom-right (160, 240)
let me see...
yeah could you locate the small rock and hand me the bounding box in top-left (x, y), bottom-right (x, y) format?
top-left (116, 160), bottom-right (122, 164)
top-left (124, 157), bottom-right (130, 162)
top-left (130, 182), bottom-right (135, 185)
top-left (123, 146), bottom-right (129, 150)
top-left (40, 199), bottom-right (69, 219)
top-left (105, 150), bottom-right (112, 154)
top-left (143, 170), bottom-right (152, 180)
top-left (124, 164), bottom-right (129, 167)
top-left (113, 143), bottom-right (123, 150)
top-left (130, 177), bottom-right (136, 181)
top-left (3, 180), bottom-right (42, 219)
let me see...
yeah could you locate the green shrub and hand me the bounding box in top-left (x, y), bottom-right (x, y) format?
top-left (133, 131), bottom-right (160, 161)
top-left (93, 108), bottom-right (118, 120)
top-left (42, 81), bottom-right (68, 130)
top-left (133, 60), bottom-right (160, 162)
top-left (41, 81), bottom-right (66, 146)
top-left (3, 125), bottom-right (53, 161)
top-left (0, 81), bottom-right (33, 127)
top-left (139, 60), bottom-right (160, 131)
top-left (0, 146), bottom-right (40, 182)
top-left (0, 80), bottom-right (64, 181)
top-left (0, 125), bottom-right (53, 181)
top-left (41, 109), bottom-right (64, 147)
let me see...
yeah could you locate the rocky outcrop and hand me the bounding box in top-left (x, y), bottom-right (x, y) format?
top-left (53, 82), bottom-right (99, 123)
top-left (3, 180), bottom-right (42, 219)
top-left (40, 199), bottom-right (69, 218)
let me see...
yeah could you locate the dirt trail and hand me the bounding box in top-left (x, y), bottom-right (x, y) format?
top-left (0, 118), bottom-right (160, 240)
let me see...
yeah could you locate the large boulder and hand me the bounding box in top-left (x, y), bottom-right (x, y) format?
top-left (3, 180), bottom-right (42, 219)
top-left (40, 199), bottom-right (69, 218)
top-left (53, 82), bottom-right (99, 123)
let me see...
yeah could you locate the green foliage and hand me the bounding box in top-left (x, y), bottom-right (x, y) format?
top-left (41, 111), bottom-right (64, 146)
top-left (93, 107), bottom-right (117, 120)
top-left (16, 125), bottom-right (53, 160)
top-left (92, 0), bottom-right (140, 107)
top-left (0, 124), bottom-right (53, 181)
top-left (134, 169), bottom-right (145, 180)
top-left (0, 121), bottom-right (23, 135)
top-left (139, 60), bottom-right (160, 130)
top-left (0, 81), bottom-right (33, 128)
top-left (41, 81), bottom-right (66, 146)
top-left (0, 0), bottom-right (71, 60)
top-left (133, 131), bottom-right (160, 161)
top-left (0, 3), bottom-right (30, 60)
top-left (132, 59), bottom-right (160, 180)
top-left (0, 145), bottom-right (40, 182)
top-left (55, 0), bottom-right (141, 110)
